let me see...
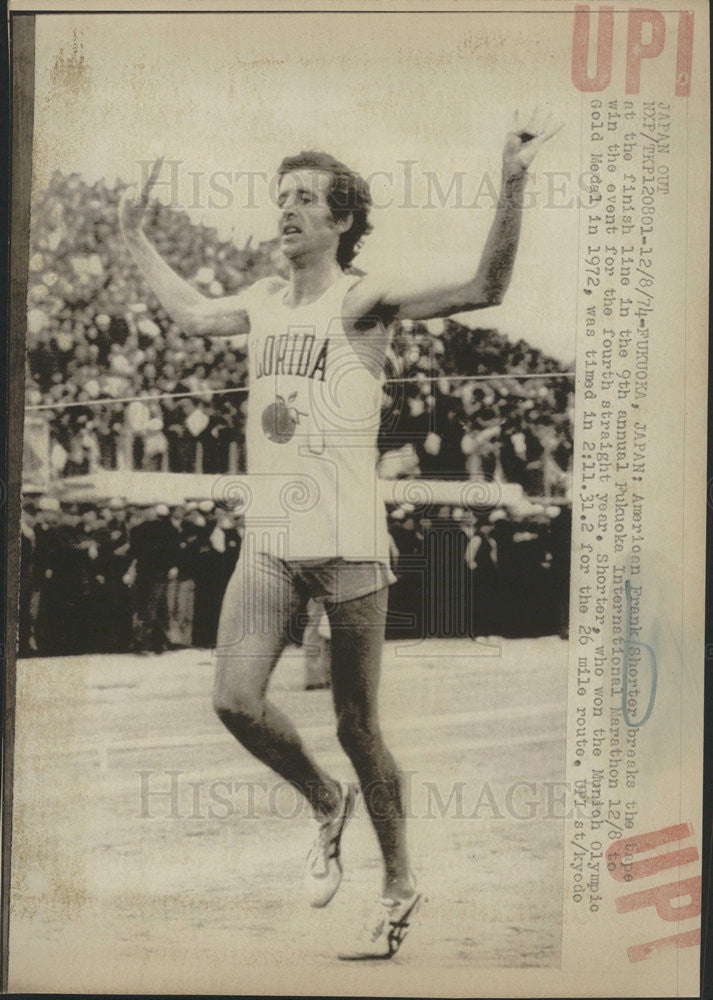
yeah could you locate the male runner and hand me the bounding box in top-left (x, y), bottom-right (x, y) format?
top-left (120, 110), bottom-right (560, 959)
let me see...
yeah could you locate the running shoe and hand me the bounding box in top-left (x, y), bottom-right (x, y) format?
top-left (337, 889), bottom-right (424, 960)
top-left (305, 782), bottom-right (358, 908)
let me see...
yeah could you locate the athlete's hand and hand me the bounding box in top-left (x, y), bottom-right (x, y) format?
top-left (119, 156), bottom-right (164, 239)
top-left (502, 109), bottom-right (563, 177)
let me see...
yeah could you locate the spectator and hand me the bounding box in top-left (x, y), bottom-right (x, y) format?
top-left (102, 497), bottom-right (134, 651)
top-left (125, 504), bottom-right (180, 654)
top-left (190, 500), bottom-right (225, 649)
top-left (167, 504), bottom-right (195, 648)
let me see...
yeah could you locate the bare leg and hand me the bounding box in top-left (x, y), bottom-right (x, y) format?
top-left (327, 588), bottom-right (413, 899)
top-left (213, 552), bottom-right (341, 819)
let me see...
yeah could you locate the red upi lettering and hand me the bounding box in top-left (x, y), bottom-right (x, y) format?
top-left (606, 823), bottom-right (701, 962)
top-left (571, 6), bottom-right (694, 96)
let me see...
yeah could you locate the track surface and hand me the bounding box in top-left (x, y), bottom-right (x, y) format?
top-left (9, 636), bottom-right (568, 995)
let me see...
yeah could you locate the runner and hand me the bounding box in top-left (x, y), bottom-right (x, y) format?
top-left (120, 109), bottom-right (561, 959)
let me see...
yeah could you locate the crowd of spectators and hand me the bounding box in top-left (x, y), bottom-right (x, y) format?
top-left (19, 493), bottom-right (570, 658)
top-left (20, 495), bottom-right (239, 657)
top-left (26, 171), bottom-right (574, 494)
top-left (379, 321), bottom-right (573, 495)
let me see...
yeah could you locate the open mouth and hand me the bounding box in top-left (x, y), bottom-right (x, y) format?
top-left (282, 224), bottom-right (301, 236)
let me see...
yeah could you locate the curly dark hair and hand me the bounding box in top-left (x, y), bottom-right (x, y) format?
top-left (276, 150), bottom-right (373, 269)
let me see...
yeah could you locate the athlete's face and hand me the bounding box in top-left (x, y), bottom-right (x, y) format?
top-left (276, 170), bottom-right (350, 262)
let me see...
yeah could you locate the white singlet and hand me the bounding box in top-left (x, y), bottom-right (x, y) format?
top-left (242, 273), bottom-right (391, 564)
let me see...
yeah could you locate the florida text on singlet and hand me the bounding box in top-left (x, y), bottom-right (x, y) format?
top-left (241, 274), bottom-right (390, 563)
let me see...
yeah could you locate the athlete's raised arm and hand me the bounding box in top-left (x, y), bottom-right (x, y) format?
top-left (119, 158), bottom-right (250, 338)
top-left (347, 110), bottom-right (563, 324)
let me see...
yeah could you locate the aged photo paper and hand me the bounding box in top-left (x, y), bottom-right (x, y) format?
top-left (3, 1), bottom-right (709, 995)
